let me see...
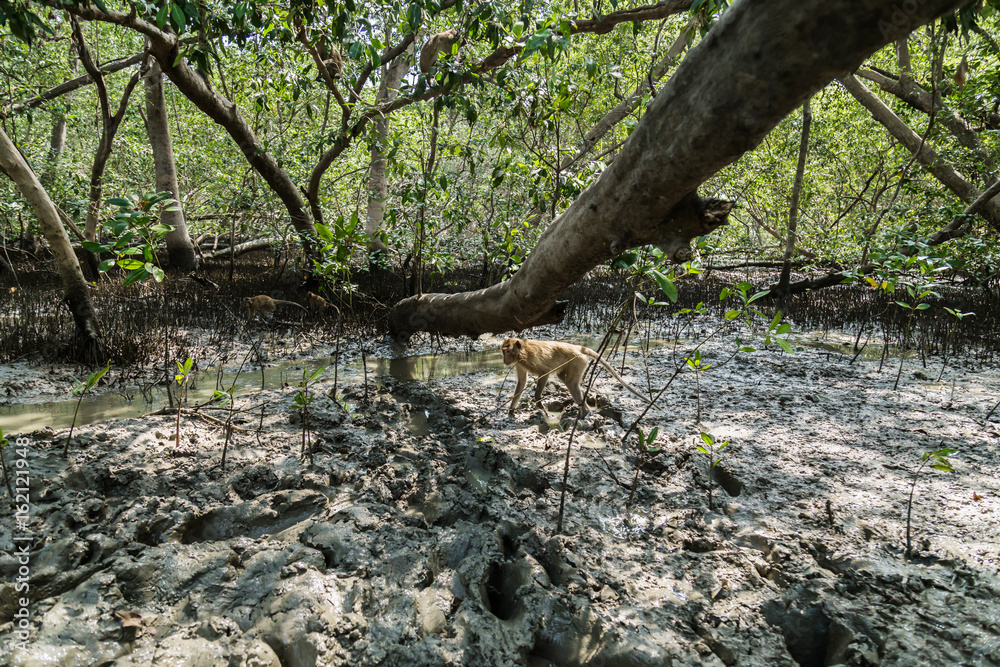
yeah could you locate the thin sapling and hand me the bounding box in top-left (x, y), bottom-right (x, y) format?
top-left (174, 358), bottom-right (194, 450)
top-left (293, 366), bottom-right (325, 463)
top-left (65, 362), bottom-right (110, 457)
top-left (906, 447), bottom-right (956, 558)
top-left (696, 431), bottom-right (730, 511)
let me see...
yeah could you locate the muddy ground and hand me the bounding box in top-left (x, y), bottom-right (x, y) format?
top-left (0, 322), bottom-right (999, 666)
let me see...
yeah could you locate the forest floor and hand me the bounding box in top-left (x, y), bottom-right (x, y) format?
top-left (0, 319), bottom-right (999, 666)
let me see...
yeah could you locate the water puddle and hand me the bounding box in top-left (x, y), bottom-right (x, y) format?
top-left (0, 331), bottom-right (923, 436)
top-left (0, 348), bottom-right (506, 436)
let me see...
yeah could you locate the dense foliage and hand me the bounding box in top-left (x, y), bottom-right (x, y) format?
top-left (1, 0), bottom-right (998, 288)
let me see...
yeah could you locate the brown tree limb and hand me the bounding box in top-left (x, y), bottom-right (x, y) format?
top-left (60, 4), bottom-right (316, 244)
top-left (839, 73), bottom-right (1000, 232)
top-left (389, 0), bottom-right (964, 339)
top-left (200, 238), bottom-right (275, 260)
top-left (306, 1), bottom-right (695, 209)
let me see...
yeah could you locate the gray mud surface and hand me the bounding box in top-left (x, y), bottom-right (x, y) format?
top-left (1, 328), bottom-right (999, 666)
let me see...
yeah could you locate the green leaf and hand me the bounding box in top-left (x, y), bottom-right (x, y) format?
top-left (155, 4), bottom-right (170, 28)
top-left (724, 310), bottom-right (739, 320)
top-left (696, 446), bottom-right (710, 455)
top-left (915, 303), bottom-right (931, 310)
top-left (406, 4), bottom-right (422, 31)
top-left (308, 366), bottom-right (325, 382)
top-left (652, 271), bottom-right (678, 302)
top-left (315, 223), bottom-right (334, 242)
top-left (85, 363), bottom-right (110, 391)
top-left (98, 259), bottom-right (116, 272)
top-left (700, 432), bottom-right (713, 445)
top-left (106, 197), bottom-right (132, 207)
top-left (610, 252), bottom-right (638, 270)
top-left (171, 3), bottom-right (186, 30)
top-left (122, 270), bottom-right (147, 286)
top-left (894, 301), bottom-right (912, 309)
top-left (776, 338), bottom-right (794, 353)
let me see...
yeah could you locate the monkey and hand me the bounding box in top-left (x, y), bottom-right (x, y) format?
top-left (243, 295), bottom-right (307, 321)
top-left (954, 54), bottom-right (968, 89)
top-left (306, 291), bottom-right (339, 318)
top-left (500, 338), bottom-right (649, 417)
top-left (316, 36), bottom-right (343, 80)
top-left (419, 29), bottom-right (460, 74)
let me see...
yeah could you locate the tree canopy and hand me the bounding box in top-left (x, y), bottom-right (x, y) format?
top-left (0, 0), bottom-right (997, 336)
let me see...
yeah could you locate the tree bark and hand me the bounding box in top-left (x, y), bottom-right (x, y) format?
top-left (777, 100), bottom-right (812, 296)
top-left (41, 39), bottom-right (78, 190)
top-left (200, 238), bottom-right (274, 260)
top-left (0, 127), bottom-right (102, 357)
top-left (390, 0), bottom-right (964, 338)
top-left (64, 5), bottom-right (316, 244)
top-left (839, 73), bottom-right (1000, 233)
top-left (143, 57), bottom-right (198, 271)
top-left (72, 19), bottom-right (140, 242)
top-left (364, 45), bottom-right (410, 251)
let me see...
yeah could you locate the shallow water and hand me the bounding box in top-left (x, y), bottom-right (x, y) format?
top-left (0, 348), bottom-right (507, 436)
top-left (0, 331), bottom-right (924, 436)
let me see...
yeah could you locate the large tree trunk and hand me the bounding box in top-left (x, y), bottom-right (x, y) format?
top-left (0, 127), bottom-right (102, 357)
top-left (143, 58), bottom-right (198, 271)
top-left (839, 74), bottom-right (1000, 233)
top-left (365, 47), bottom-right (410, 252)
top-left (390, 0), bottom-right (964, 339)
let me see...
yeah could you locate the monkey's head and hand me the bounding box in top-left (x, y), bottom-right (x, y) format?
top-left (242, 297), bottom-right (252, 308)
top-left (501, 338), bottom-right (522, 366)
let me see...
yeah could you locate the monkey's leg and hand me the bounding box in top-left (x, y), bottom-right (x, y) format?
top-left (533, 374), bottom-right (550, 411)
top-left (560, 360), bottom-right (589, 414)
top-left (508, 368), bottom-right (528, 416)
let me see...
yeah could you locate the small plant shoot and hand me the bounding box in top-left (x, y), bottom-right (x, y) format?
top-left (905, 447), bottom-right (957, 559)
top-left (174, 357), bottom-right (194, 450)
top-left (696, 431), bottom-right (730, 511)
top-left (65, 362), bottom-right (110, 457)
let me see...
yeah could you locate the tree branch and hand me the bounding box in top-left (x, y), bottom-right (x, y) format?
top-left (389, 0), bottom-right (965, 339)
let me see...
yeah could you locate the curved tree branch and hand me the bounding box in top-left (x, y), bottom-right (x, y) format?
top-left (61, 4), bottom-right (316, 242)
top-left (389, 0), bottom-right (965, 339)
top-left (307, 0), bottom-right (694, 210)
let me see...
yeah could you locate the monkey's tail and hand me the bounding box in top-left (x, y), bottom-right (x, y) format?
top-left (583, 348), bottom-right (650, 403)
top-left (276, 300), bottom-right (308, 311)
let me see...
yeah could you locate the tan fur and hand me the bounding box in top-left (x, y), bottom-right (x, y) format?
top-left (500, 338), bottom-right (648, 416)
top-left (243, 295), bottom-right (307, 321)
top-left (419, 29), bottom-right (460, 74)
top-left (954, 54), bottom-right (968, 88)
top-left (306, 291), bottom-right (338, 317)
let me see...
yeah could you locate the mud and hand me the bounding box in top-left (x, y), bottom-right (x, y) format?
top-left (0, 324), bottom-right (999, 666)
